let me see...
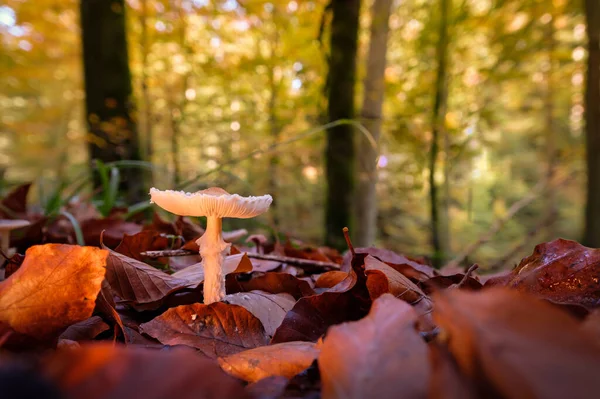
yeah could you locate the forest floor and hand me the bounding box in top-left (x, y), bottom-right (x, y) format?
top-left (0, 183), bottom-right (599, 398)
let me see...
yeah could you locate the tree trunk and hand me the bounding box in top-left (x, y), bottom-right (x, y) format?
top-left (584, 0), bottom-right (600, 247)
top-left (325, 0), bottom-right (361, 250)
top-left (429, 0), bottom-right (451, 267)
top-left (544, 10), bottom-right (557, 240)
top-left (139, 0), bottom-right (153, 184)
top-left (355, 0), bottom-right (394, 247)
top-left (80, 0), bottom-right (143, 203)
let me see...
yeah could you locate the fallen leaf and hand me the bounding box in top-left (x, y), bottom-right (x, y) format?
top-left (104, 244), bottom-right (188, 309)
top-left (582, 309), bottom-right (600, 346)
top-left (486, 239), bottom-right (600, 308)
top-left (423, 273), bottom-right (482, 294)
top-left (314, 271), bottom-right (348, 289)
top-left (139, 302), bottom-right (269, 359)
top-left (175, 216), bottom-right (205, 240)
top-left (58, 317), bottom-right (109, 343)
top-left (433, 288), bottom-right (600, 398)
top-left (114, 231), bottom-right (172, 261)
top-left (83, 218), bottom-right (142, 248)
top-left (219, 341), bottom-right (319, 382)
top-left (225, 291), bottom-right (295, 337)
top-left (364, 255), bottom-right (435, 332)
top-left (227, 272), bottom-right (315, 300)
top-left (428, 342), bottom-right (478, 399)
top-left (245, 375), bottom-right (289, 399)
top-left (270, 290), bottom-right (368, 344)
top-left (343, 247), bottom-right (434, 277)
top-left (319, 294), bottom-right (430, 399)
top-left (43, 342), bottom-right (249, 399)
top-left (0, 244), bottom-right (107, 338)
top-left (0, 183), bottom-right (31, 217)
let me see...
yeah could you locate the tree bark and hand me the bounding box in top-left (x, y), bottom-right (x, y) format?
top-left (544, 10), bottom-right (557, 241)
top-left (584, 0), bottom-right (600, 247)
top-left (325, 0), bottom-right (361, 250)
top-left (429, 0), bottom-right (451, 267)
top-left (355, 0), bottom-right (394, 247)
top-left (80, 0), bottom-right (144, 203)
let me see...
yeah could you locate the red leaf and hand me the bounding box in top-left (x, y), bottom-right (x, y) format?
top-left (486, 239), bottom-right (600, 308)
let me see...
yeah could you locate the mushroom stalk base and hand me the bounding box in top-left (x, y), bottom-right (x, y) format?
top-left (197, 216), bottom-right (231, 304)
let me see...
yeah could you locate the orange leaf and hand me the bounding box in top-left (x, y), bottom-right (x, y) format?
top-left (0, 244), bottom-right (107, 338)
top-left (218, 341), bottom-right (319, 382)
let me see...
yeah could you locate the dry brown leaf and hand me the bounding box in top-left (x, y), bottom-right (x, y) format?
top-left (428, 342), bottom-right (478, 399)
top-left (58, 316), bottom-right (109, 343)
top-left (104, 244), bottom-right (189, 309)
top-left (225, 291), bottom-right (295, 337)
top-left (219, 341), bottom-right (319, 382)
top-left (227, 272), bottom-right (315, 300)
top-left (486, 239), bottom-right (600, 308)
top-left (319, 294), bottom-right (430, 399)
top-left (43, 342), bottom-right (249, 399)
top-left (364, 255), bottom-right (435, 332)
top-left (314, 271), bottom-right (348, 289)
top-left (139, 302), bottom-right (269, 359)
top-left (433, 288), bottom-right (600, 398)
top-left (114, 231), bottom-right (171, 261)
top-left (0, 244), bottom-right (107, 338)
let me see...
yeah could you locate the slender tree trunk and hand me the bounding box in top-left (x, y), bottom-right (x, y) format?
top-left (80, 0), bottom-right (144, 203)
top-left (140, 0), bottom-right (153, 176)
top-left (325, 0), bottom-right (361, 250)
top-left (429, 0), bottom-right (451, 267)
top-left (544, 11), bottom-right (557, 240)
top-left (584, 0), bottom-right (600, 247)
top-left (355, 0), bottom-right (393, 247)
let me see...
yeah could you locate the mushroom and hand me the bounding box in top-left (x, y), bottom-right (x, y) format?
top-left (0, 219), bottom-right (31, 256)
top-left (149, 187), bottom-right (272, 304)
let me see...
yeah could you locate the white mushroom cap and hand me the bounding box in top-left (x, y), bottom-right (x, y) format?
top-left (149, 187), bottom-right (272, 218)
top-left (0, 219), bottom-right (31, 231)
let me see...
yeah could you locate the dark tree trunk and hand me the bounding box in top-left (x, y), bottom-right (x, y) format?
top-left (355, 0), bottom-right (393, 247)
top-left (584, 0), bottom-right (600, 247)
top-left (80, 0), bottom-right (144, 203)
top-left (325, 0), bottom-right (361, 250)
top-left (429, 0), bottom-right (451, 267)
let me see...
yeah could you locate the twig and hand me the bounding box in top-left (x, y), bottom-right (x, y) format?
top-left (343, 227), bottom-right (355, 257)
top-left (444, 172), bottom-right (576, 270)
top-left (456, 264), bottom-right (479, 288)
top-left (140, 249), bottom-right (340, 270)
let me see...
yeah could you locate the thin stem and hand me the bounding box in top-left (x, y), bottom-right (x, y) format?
top-left (197, 216), bottom-right (230, 304)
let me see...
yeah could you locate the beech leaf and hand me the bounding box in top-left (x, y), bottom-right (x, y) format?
top-left (319, 294), bottom-right (430, 399)
top-left (139, 302), bottom-right (269, 359)
top-left (218, 341), bottom-right (319, 382)
top-left (225, 290), bottom-right (295, 337)
top-left (0, 244), bottom-right (107, 338)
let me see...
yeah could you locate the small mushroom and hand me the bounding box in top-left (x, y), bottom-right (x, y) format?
top-left (149, 187), bottom-right (272, 304)
top-left (0, 219), bottom-right (31, 256)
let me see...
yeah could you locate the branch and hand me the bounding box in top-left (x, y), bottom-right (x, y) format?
top-left (444, 172), bottom-right (576, 270)
top-left (140, 249), bottom-right (340, 271)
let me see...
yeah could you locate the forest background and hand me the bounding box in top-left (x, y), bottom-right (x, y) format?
top-left (1, 0), bottom-right (599, 271)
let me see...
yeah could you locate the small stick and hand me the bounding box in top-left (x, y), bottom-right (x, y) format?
top-left (140, 249), bottom-right (340, 270)
top-left (343, 227), bottom-right (355, 257)
top-left (456, 264), bottom-right (479, 288)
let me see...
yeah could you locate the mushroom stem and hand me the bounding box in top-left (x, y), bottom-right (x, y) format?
top-left (197, 216), bottom-right (231, 304)
top-left (0, 231), bottom-right (10, 255)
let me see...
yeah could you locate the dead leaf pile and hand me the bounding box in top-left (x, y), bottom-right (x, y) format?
top-left (0, 195), bottom-right (598, 399)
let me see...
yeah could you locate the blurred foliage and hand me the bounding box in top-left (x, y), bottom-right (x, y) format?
top-left (0, 0), bottom-right (587, 268)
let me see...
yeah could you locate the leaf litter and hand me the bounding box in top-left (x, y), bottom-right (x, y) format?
top-left (0, 193), bottom-right (598, 398)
